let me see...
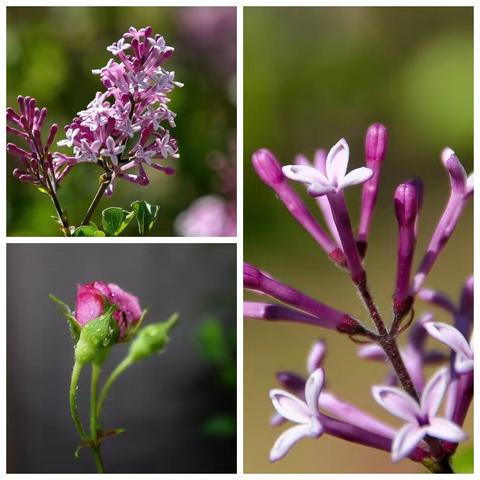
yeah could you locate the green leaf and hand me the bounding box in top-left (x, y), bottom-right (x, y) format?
top-left (203, 414), bottom-right (236, 437)
top-left (128, 312), bottom-right (179, 363)
top-left (73, 225), bottom-right (105, 237)
top-left (101, 207), bottom-right (135, 236)
top-left (130, 200), bottom-right (160, 236)
top-left (49, 294), bottom-right (81, 342)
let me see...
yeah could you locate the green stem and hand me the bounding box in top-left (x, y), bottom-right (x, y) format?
top-left (90, 364), bottom-right (102, 443)
top-left (80, 174), bottom-right (112, 227)
top-left (69, 361), bottom-right (89, 443)
top-left (97, 356), bottom-right (133, 417)
top-left (92, 447), bottom-right (106, 473)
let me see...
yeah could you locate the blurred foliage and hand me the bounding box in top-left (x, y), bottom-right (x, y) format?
top-left (197, 317), bottom-right (236, 438)
top-left (244, 7), bottom-right (473, 473)
top-left (7, 6), bottom-right (236, 236)
top-left (451, 445), bottom-right (474, 473)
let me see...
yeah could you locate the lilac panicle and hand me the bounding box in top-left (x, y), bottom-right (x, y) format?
top-left (251, 149), bottom-right (345, 266)
top-left (393, 179), bottom-right (422, 316)
top-left (7, 96), bottom-right (67, 189)
top-left (412, 149), bottom-right (472, 294)
top-left (243, 263), bottom-right (362, 334)
top-left (357, 123), bottom-right (388, 257)
top-left (55, 26), bottom-right (181, 194)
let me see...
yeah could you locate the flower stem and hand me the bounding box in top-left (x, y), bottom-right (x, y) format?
top-left (90, 363), bottom-right (107, 473)
top-left (80, 173), bottom-right (112, 227)
top-left (97, 356), bottom-right (133, 417)
top-left (69, 361), bottom-right (89, 443)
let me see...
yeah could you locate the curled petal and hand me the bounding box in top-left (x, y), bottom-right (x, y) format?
top-left (423, 322), bottom-right (472, 360)
top-left (269, 421), bottom-right (322, 462)
top-left (426, 417), bottom-right (467, 442)
top-left (338, 167), bottom-right (373, 190)
top-left (357, 343), bottom-right (386, 361)
top-left (420, 367), bottom-right (449, 418)
top-left (372, 385), bottom-right (422, 423)
top-left (391, 423), bottom-right (427, 463)
top-left (326, 138), bottom-right (349, 185)
top-left (305, 368), bottom-right (324, 413)
top-left (282, 164), bottom-right (329, 187)
top-left (270, 389), bottom-right (310, 424)
top-left (455, 352), bottom-right (474, 374)
top-left (306, 340), bottom-right (326, 373)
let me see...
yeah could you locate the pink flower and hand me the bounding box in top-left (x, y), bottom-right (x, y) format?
top-left (269, 369), bottom-right (324, 461)
top-left (75, 281), bottom-right (142, 338)
top-left (373, 367), bottom-right (467, 462)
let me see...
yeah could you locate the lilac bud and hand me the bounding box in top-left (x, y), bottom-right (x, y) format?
top-left (251, 149), bottom-right (344, 266)
top-left (306, 340), bottom-right (326, 373)
top-left (252, 148), bottom-right (285, 187)
top-left (357, 124), bottom-right (388, 256)
top-left (441, 148), bottom-right (468, 194)
top-left (393, 180), bottom-right (421, 315)
top-left (276, 372), bottom-right (305, 391)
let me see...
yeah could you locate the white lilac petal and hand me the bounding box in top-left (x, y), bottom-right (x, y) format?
top-left (304, 368), bottom-right (324, 413)
top-left (326, 138), bottom-right (349, 185)
top-left (466, 173), bottom-right (474, 196)
top-left (426, 417), bottom-right (467, 442)
top-left (282, 164), bottom-right (329, 187)
top-left (307, 182), bottom-right (336, 197)
top-left (338, 166), bottom-right (374, 190)
top-left (269, 423), bottom-right (321, 462)
top-left (372, 385), bottom-right (422, 423)
top-left (270, 389), bottom-right (310, 424)
top-left (391, 423), bottom-right (427, 463)
top-left (454, 353), bottom-right (474, 374)
top-left (420, 367), bottom-right (449, 419)
top-left (306, 340), bottom-right (326, 373)
top-left (357, 344), bottom-right (386, 361)
top-left (424, 321), bottom-right (472, 360)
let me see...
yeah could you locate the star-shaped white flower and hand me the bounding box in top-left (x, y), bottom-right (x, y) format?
top-left (106, 38), bottom-right (131, 56)
top-left (100, 136), bottom-right (125, 166)
top-left (269, 368), bottom-right (324, 462)
top-left (282, 138), bottom-right (373, 196)
top-left (373, 367), bottom-right (466, 462)
top-left (423, 321), bottom-right (473, 374)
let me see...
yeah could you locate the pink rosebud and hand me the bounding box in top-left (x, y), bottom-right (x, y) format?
top-left (75, 281), bottom-right (142, 338)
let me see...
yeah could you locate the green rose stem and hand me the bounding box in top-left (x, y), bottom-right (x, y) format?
top-left (69, 361), bottom-right (89, 444)
top-left (90, 363), bottom-right (106, 473)
top-left (97, 357), bottom-right (133, 417)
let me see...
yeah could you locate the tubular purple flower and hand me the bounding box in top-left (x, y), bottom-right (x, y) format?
top-left (244, 301), bottom-right (329, 328)
top-left (393, 180), bottom-right (422, 316)
top-left (252, 149), bottom-right (345, 266)
top-left (295, 152), bottom-right (342, 248)
top-left (357, 123), bottom-right (388, 257)
top-left (243, 263), bottom-right (362, 334)
top-left (418, 288), bottom-right (457, 315)
top-left (412, 149), bottom-right (472, 294)
top-left (326, 191), bottom-right (366, 285)
top-left (457, 276), bottom-right (473, 338)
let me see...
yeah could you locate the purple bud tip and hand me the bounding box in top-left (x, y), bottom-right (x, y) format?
top-left (365, 123), bottom-right (388, 167)
top-left (394, 179), bottom-right (421, 227)
top-left (441, 148), bottom-right (468, 194)
top-left (252, 149), bottom-right (285, 188)
top-left (243, 263), bottom-right (263, 289)
top-left (276, 372), bottom-right (305, 391)
top-left (336, 314), bottom-right (364, 335)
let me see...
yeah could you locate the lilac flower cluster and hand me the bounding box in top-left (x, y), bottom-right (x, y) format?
top-left (54, 26), bottom-right (182, 194)
top-left (244, 124), bottom-right (473, 471)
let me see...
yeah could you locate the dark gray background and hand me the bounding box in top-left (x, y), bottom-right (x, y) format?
top-left (7, 244), bottom-right (236, 473)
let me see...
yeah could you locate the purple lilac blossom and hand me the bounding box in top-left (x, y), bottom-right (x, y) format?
top-left (7, 96), bottom-right (68, 187)
top-left (373, 367), bottom-right (467, 462)
top-left (54, 26), bottom-right (181, 194)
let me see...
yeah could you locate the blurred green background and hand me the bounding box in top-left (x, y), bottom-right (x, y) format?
top-left (7, 6), bottom-right (236, 236)
top-left (244, 7), bottom-right (473, 473)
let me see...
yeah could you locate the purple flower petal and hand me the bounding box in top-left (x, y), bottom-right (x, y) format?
top-left (305, 368), bottom-right (324, 413)
top-left (270, 389), bottom-right (310, 424)
top-left (426, 417), bottom-right (467, 443)
top-left (372, 385), bottom-right (422, 423)
top-left (391, 423), bottom-right (427, 463)
top-left (282, 164), bottom-right (329, 187)
top-left (269, 422), bottom-right (321, 462)
top-left (357, 343), bottom-right (386, 361)
top-left (420, 367), bottom-right (449, 419)
top-left (326, 138), bottom-right (349, 185)
top-left (306, 340), bottom-right (326, 373)
top-left (338, 166), bottom-right (373, 190)
top-left (424, 321), bottom-right (472, 360)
